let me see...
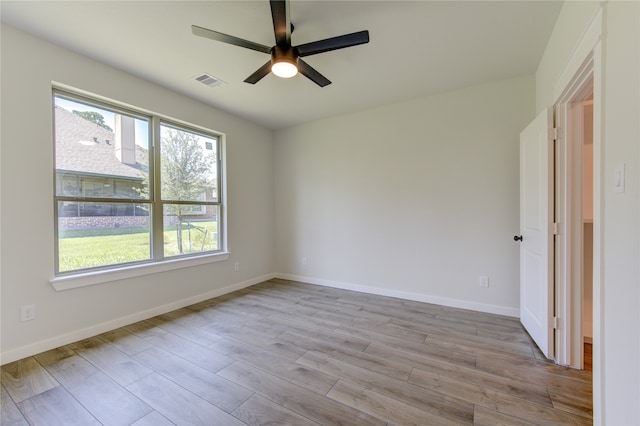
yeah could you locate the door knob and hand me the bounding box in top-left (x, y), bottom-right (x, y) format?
top-left (514, 235), bottom-right (523, 241)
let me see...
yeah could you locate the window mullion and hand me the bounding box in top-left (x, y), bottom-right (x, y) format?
top-left (151, 116), bottom-right (164, 260)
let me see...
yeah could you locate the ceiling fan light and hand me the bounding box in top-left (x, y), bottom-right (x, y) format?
top-left (272, 60), bottom-right (298, 78)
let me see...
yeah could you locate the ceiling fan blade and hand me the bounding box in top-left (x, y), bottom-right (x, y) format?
top-left (296, 30), bottom-right (370, 57)
top-left (297, 59), bottom-right (331, 87)
top-left (244, 61), bottom-right (273, 84)
top-left (269, 0), bottom-right (291, 47)
top-left (192, 25), bottom-right (271, 54)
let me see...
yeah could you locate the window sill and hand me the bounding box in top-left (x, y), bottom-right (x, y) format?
top-left (50, 252), bottom-right (230, 291)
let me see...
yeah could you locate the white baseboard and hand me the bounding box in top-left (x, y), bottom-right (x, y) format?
top-left (0, 273), bottom-right (274, 365)
top-left (274, 273), bottom-right (519, 318)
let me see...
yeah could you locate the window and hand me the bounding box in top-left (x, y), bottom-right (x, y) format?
top-left (159, 123), bottom-right (220, 258)
top-left (53, 89), bottom-right (223, 276)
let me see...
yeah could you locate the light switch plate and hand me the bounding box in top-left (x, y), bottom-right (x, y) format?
top-left (613, 164), bottom-right (625, 193)
top-left (479, 276), bottom-right (489, 288)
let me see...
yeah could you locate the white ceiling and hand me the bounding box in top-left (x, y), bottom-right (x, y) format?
top-left (1, 1), bottom-right (562, 129)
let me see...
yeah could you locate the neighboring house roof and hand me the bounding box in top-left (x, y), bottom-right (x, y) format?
top-left (55, 106), bottom-right (147, 180)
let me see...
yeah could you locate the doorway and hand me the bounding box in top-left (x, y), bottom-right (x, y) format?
top-left (554, 59), bottom-right (596, 370)
top-left (519, 62), bottom-right (597, 371)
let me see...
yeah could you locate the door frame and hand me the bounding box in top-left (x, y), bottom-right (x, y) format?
top-left (554, 62), bottom-right (593, 368)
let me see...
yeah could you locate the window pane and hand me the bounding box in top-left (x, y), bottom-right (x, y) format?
top-left (163, 204), bottom-right (219, 257)
top-left (57, 202), bottom-right (151, 272)
top-left (160, 124), bottom-right (217, 202)
top-left (54, 97), bottom-right (150, 200)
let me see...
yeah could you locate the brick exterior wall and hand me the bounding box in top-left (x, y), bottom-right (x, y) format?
top-left (58, 215), bottom-right (214, 230)
top-left (59, 216), bottom-right (150, 230)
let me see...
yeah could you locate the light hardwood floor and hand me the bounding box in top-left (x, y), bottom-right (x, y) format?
top-left (1, 278), bottom-right (592, 425)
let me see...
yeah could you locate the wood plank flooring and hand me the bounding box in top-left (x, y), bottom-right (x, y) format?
top-left (1, 278), bottom-right (593, 425)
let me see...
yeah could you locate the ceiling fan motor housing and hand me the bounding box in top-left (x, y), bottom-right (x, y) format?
top-left (271, 45), bottom-right (298, 66)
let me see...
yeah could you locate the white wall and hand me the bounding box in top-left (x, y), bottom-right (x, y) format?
top-left (536, 1), bottom-right (640, 424)
top-left (0, 25), bottom-right (275, 363)
top-left (274, 76), bottom-right (535, 316)
top-left (601, 2), bottom-right (640, 423)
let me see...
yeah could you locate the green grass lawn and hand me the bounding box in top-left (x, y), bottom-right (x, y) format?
top-left (59, 221), bottom-right (218, 272)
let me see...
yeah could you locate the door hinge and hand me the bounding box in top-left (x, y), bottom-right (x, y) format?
top-left (553, 317), bottom-right (560, 330)
top-left (551, 126), bottom-right (559, 140)
top-left (553, 222), bottom-right (559, 235)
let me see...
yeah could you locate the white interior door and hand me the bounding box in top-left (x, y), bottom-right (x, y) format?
top-left (519, 109), bottom-right (554, 359)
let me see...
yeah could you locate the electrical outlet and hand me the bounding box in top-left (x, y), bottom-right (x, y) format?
top-left (479, 276), bottom-right (489, 288)
top-left (302, 256), bottom-right (307, 265)
top-left (20, 304), bottom-right (36, 322)
top-left (233, 261), bottom-right (240, 272)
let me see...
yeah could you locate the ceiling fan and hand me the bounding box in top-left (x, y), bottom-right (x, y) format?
top-left (192, 0), bottom-right (370, 87)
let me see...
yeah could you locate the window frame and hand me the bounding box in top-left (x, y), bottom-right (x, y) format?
top-left (155, 119), bottom-right (223, 260)
top-left (52, 87), bottom-right (227, 287)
